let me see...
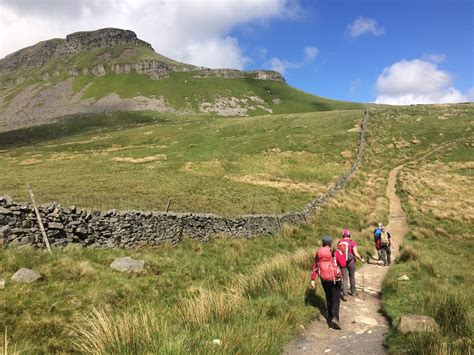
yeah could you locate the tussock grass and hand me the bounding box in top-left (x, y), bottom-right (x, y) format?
top-left (177, 291), bottom-right (246, 328)
top-left (0, 109), bottom-right (361, 215)
top-left (2, 104), bottom-right (472, 353)
top-left (281, 223), bottom-right (297, 238)
top-left (0, 329), bottom-right (18, 355)
top-left (398, 245), bottom-right (419, 262)
top-left (72, 305), bottom-right (166, 355)
top-left (234, 249), bottom-right (310, 298)
top-left (177, 248), bottom-right (310, 329)
top-left (382, 140), bottom-right (474, 354)
top-left (424, 293), bottom-right (472, 338)
top-left (400, 331), bottom-right (472, 355)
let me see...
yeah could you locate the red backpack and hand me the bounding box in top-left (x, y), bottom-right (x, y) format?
top-left (338, 239), bottom-right (355, 263)
top-left (315, 246), bottom-right (341, 282)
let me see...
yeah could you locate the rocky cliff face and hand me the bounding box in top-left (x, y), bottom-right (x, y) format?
top-left (0, 28), bottom-right (286, 129)
top-left (65, 28), bottom-right (151, 53)
top-left (0, 27), bottom-right (284, 83)
top-left (0, 38), bottom-right (66, 72)
top-left (0, 28), bottom-right (153, 73)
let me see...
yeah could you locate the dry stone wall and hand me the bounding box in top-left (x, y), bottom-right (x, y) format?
top-left (0, 111), bottom-right (368, 249)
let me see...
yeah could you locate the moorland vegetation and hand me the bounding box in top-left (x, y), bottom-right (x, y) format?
top-left (0, 103), bottom-right (472, 354)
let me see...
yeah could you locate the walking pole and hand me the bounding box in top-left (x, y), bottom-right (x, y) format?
top-left (362, 265), bottom-right (365, 301)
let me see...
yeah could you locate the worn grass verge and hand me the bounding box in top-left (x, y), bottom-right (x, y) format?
top-left (382, 143), bottom-right (473, 354)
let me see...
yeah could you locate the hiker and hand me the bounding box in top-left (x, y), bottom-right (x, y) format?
top-left (374, 223), bottom-right (392, 266)
top-left (310, 235), bottom-right (346, 329)
top-left (337, 229), bottom-right (365, 300)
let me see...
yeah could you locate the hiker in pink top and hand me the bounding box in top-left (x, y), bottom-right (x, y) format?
top-left (337, 229), bottom-right (365, 300)
top-left (310, 235), bottom-right (346, 329)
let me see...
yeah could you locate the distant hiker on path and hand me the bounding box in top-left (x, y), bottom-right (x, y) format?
top-left (337, 229), bottom-right (365, 300)
top-left (310, 236), bottom-right (346, 329)
top-left (374, 223), bottom-right (392, 266)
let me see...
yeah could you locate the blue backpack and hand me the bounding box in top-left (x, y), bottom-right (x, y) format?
top-left (374, 228), bottom-right (382, 241)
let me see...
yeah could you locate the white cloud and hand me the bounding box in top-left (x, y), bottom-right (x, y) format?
top-left (375, 59), bottom-right (469, 105)
top-left (268, 58), bottom-right (287, 75)
top-left (304, 46), bottom-right (319, 62)
top-left (347, 17), bottom-right (384, 38)
top-left (267, 46), bottom-right (319, 74)
top-left (0, 0), bottom-right (300, 69)
top-left (422, 53), bottom-right (447, 63)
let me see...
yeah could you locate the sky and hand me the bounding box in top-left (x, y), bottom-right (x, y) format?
top-left (0, 0), bottom-right (473, 104)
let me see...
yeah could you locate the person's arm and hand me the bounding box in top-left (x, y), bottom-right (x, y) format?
top-left (310, 254), bottom-right (318, 288)
top-left (352, 246), bottom-right (365, 263)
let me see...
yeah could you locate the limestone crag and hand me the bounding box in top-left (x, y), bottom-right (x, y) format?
top-left (65, 28), bottom-right (152, 53)
top-left (0, 28), bottom-right (152, 73)
top-left (0, 27), bottom-right (285, 90)
top-left (0, 38), bottom-right (66, 72)
top-left (193, 68), bottom-right (285, 82)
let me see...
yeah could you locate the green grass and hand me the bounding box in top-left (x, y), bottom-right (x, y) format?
top-left (0, 109), bottom-right (362, 215)
top-left (71, 71), bottom-right (362, 114)
top-left (0, 196), bottom-right (375, 354)
top-left (381, 142), bottom-right (473, 354)
top-left (0, 104), bottom-right (473, 353)
top-left (68, 44), bottom-right (162, 69)
top-left (2, 42), bottom-right (362, 115)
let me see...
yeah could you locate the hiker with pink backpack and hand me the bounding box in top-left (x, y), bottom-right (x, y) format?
top-left (337, 229), bottom-right (365, 301)
top-left (309, 235), bottom-right (346, 329)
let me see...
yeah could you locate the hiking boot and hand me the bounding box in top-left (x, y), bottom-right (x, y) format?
top-left (330, 318), bottom-right (341, 330)
top-left (341, 295), bottom-right (347, 302)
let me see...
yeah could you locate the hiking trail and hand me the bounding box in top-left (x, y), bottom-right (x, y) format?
top-left (284, 165), bottom-right (408, 355)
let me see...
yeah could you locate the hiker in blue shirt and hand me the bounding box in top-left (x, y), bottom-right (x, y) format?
top-left (374, 223), bottom-right (392, 266)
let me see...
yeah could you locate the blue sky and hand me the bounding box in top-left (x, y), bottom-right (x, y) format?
top-left (237, 0), bottom-right (474, 103)
top-left (1, 0), bottom-right (473, 104)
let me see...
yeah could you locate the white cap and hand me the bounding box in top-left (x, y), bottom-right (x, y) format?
top-left (378, 223), bottom-right (382, 227)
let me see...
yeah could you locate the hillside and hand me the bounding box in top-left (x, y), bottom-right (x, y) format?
top-left (0, 104), bottom-right (472, 354)
top-left (0, 109), bottom-right (363, 216)
top-left (0, 28), bottom-right (362, 131)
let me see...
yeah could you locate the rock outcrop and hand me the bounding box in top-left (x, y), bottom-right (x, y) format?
top-left (0, 27), bottom-right (284, 84)
top-left (110, 257), bottom-right (145, 273)
top-left (11, 268), bottom-right (42, 283)
top-left (397, 315), bottom-right (439, 334)
top-left (65, 28), bottom-right (152, 53)
top-left (0, 28), bottom-right (153, 73)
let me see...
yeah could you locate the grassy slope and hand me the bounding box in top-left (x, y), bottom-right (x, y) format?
top-left (382, 145), bottom-right (473, 354)
top-left (2, 43), bottom-right (362, 116)
top-left (0, 104), bottom-right (472, 354)
top-left (71, 71), bottom-right (362, 114)
top-left (364, 104), bottom-right (474, 354)
top-left (0, 110), bottom-right (362, 216)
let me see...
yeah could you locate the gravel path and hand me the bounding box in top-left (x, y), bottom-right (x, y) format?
top-left (283, 165), bottom-right (408, 355)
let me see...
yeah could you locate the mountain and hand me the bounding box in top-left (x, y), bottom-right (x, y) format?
top-left (0, 28), bottom-right (361, 131)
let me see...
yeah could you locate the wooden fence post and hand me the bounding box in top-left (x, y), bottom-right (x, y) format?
top-left (27, 185), bottom-right (53, 255)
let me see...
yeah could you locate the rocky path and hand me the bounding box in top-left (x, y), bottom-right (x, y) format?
top-left (283, 165), bottom-right (408, 355)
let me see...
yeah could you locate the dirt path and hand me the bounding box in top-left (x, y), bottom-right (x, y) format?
top-left (283, 165), bottom-right (408, 355)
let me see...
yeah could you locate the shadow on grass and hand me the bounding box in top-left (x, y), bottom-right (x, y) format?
top-left (304, 287), bottom-right (328, 320)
